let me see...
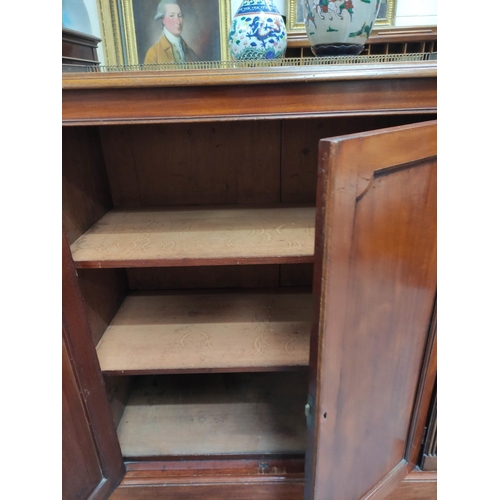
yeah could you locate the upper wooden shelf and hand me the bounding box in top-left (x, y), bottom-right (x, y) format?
top-left (70, 206), bottom-right (316, 269)
top-left (97, 291), bottom-right (312, 375)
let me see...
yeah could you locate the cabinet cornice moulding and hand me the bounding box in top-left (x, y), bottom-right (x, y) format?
top-left (62, 61), bottom-right (437, 90)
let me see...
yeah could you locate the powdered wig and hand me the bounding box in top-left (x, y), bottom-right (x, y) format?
top-left (154, 0), bottom-right (180, 20)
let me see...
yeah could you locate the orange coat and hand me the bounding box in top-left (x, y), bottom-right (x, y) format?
top-left (144, 34), bottom-right (199, 64)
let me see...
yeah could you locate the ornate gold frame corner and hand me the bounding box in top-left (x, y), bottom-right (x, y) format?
top-left (96, 0), bottom-right (125, 66)
top-left (375, 0), bottom-right (397, 27)
top-left (287, 0), bottom-right (305, 33)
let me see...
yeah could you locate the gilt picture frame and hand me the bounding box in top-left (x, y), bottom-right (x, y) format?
top-left (287, 0), bottom-right (396, 34)
top-left (103, 0), bottom-right (231, 66)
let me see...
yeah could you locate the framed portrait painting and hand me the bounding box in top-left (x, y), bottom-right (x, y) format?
top-left (287, 0), bottom-right (396, 33)
top-left (118, 0), bottom-right (231, 65)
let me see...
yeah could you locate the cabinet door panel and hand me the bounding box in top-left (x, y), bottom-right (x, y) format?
top-left (63, 335), bottom-right (103, 499)
top-left (306, 121), bottom-right (437, 500)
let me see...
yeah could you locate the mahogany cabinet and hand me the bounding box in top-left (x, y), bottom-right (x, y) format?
top-left (62, 60), bottom-right (437, 500)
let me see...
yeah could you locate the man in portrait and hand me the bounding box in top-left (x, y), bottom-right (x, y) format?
top-left (144, 0), bottom-right (199, 64)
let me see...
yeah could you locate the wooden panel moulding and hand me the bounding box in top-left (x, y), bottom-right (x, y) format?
top-left (112, 459), bottom-right (305, 500)
top-left (62, 67), bottom-right (437, 125)
top-left (106, 444), bottom-right (309, 497)
top-left (96, 291), bottom-right (312, 374)
top-left (62, 62), bottom-right (437, 90)
top-left (123, 458), bottom-right (305, 476)
top-left (110, 482), bottom-right (304, 500)
top-left (70, 206), bottom-right (316, 268)
top-left (385, 470), bottom-right (437, 500)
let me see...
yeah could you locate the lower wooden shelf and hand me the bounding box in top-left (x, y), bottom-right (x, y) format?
top-left (117, 372), bottom-right (308, 459)
top-left (97, 291), bottom-right (313, 374)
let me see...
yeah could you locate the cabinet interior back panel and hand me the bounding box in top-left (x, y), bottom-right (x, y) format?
top-left (99, 121), bottom-right (281, 207)
top-left (126, 263), bottom-right (314, 290)
top-left (97, 291), bottom-right (313, 374)
top-left (117, 372), bottom-right (308, 458)
top-left (280, 115), bottom-right (432, 203)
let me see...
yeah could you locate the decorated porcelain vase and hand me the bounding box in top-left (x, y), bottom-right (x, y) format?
top-left (302, 0), bottom-right (381, 56)
top-left (229, 0), bottom-right (287, 60)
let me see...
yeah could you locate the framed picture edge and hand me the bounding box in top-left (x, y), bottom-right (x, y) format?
top-left (286, 0), bottom-right (397, 34)
top-left (96, 0), bottom-right (125, 66)
top-left (375, 0), bottom-right (397, 27)
top-left (118, 0), bottom-right (232, 66)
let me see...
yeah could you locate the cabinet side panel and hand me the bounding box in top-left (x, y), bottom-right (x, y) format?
top-left (78, 268), bottom-right (128, 346)
top-left (63, 127), bottom-right (113, 244)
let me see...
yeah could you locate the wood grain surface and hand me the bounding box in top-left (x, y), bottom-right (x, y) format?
top-left (110, 482), bottom-right (304, 500)
top-left (385, 470), bottom-right (437, 500)
top-left (62, 335), bottom-right (103, 499)
top-left (62, 232), bottom-right (126, 489)
top-left (62, 126), bottom-right (113, 245)
top-left (70, 206), bottom-right (316, 268)
top-left (306, 121), bottom-right (437, 500)
top-left (99, 121), bottom-right (281, 208)
top-left (117, 372), bottom-right (308, 458)
top-left (97, 291), bottom-right (312, 374)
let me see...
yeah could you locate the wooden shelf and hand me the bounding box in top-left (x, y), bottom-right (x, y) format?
top-left (117, 372), bottom-right (308, 459)
top-left (70, 206), bottom-right (316, 268)
top-left (97, 291), bottom-right (312, 375)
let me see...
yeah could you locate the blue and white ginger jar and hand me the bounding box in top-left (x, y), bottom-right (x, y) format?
top-left (229, 0), bottom-right (287, 60)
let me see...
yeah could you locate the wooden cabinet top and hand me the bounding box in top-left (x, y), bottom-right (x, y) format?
top-left (62, 61), bottom-right (437, 125)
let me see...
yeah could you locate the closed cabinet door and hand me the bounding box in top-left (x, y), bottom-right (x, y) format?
top-left (306, 121), bottom-right (437, 500)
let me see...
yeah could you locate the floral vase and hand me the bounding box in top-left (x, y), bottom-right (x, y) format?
top-left (229, 0), bottom-right (287, 60)
top-left (302, 0), bottom-right (381, 56)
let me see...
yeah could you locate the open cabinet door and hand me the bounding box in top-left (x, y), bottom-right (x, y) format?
top-left (305, 121), bottom-right (437, 500)
top-left (63, 332), bottom-right (104, 499)
top-left (63, 233), bottom-right (125, 499)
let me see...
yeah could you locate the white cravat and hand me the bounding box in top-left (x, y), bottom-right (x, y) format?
top-left (163, 28), bottom-right (186, 62)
